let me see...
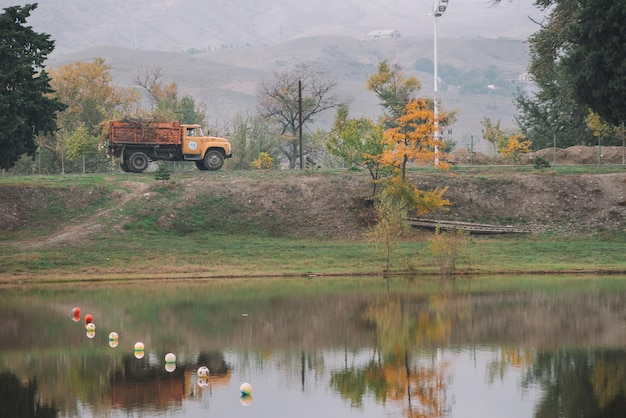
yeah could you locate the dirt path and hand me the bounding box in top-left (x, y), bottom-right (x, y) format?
top-left (15, 181), bottom-right (152, 249)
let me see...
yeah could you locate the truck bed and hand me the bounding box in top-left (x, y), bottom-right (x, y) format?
top-left (108, 121), bottom-right (182, 145)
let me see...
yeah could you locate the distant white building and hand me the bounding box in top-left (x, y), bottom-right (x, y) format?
top-left (365, 29), bottom-right (401, 40)
top-left (518, 72), bottom-right (535, 83)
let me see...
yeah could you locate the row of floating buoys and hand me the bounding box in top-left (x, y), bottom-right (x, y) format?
top-left (69, 306), bottom-right (253, 404)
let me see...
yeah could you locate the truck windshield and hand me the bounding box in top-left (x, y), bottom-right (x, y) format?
top-left (197, 127), bottom-right (204, 137)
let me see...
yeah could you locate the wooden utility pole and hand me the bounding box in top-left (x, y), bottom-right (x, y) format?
top-left (298, 79), bottom-right (303, 170)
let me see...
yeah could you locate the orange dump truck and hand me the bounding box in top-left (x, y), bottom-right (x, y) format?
top-left (105, 120), bottom-right (232, 172)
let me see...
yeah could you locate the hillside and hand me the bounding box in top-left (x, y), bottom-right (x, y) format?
top-left (12, 0), bottom-right (542, 54)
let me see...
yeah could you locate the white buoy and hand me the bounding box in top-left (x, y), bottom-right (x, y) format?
top-left (240, 382), bottom-right (252, 395)
top-left (197, 366), bottom-right (210, 377)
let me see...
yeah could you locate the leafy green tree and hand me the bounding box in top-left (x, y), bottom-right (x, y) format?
top-left (513, 0), bottom-right (595, 149)
top-left (0, 4), bottom-right (66, 171)
top-left (228, 112), bottom-right (280, 169)
top-left (327, 104), bottom-right (392, 197)
top-left (65, 123), bottom-right (99, 173)
top-left (514, 86), bottom-right (595, 150)
top-left (562, 1), bottom-right (626, 127)
top-left (510, 0), bottom-right (624, 148)
top-left (481, 117), bottom-right (507, 156)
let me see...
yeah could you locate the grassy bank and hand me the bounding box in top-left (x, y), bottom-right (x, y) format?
top-left (1, 170), bottom-right (625, 283)
top-left (2, 233), bottom-right (625, 283)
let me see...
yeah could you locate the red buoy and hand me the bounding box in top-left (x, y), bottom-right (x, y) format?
top-left (70, 307), bottom-right (81, 322)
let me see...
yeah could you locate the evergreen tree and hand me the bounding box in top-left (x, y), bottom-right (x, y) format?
top-left (154, 163), bottom-right (171, 182)
top-left (0, 4), bottom-right (66, 170)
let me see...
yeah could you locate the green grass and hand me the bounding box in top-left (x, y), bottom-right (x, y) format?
top-left (458, 234), bottom-right (626, 272)
top-left (2, 232), bottom-right (624, 280)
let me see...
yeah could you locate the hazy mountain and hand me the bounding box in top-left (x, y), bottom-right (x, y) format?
top-left (2, 0), bottom-right (544, 151)
top-left (5, 0), bottom-right (543, 55)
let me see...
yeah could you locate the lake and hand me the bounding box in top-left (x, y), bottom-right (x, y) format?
top-left (1, 275), bottom-right (625, 418)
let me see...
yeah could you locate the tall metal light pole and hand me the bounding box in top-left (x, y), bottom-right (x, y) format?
top-left (432, 0), bottom-right (449, 166)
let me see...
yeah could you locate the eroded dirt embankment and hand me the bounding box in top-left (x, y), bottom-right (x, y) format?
top-left (1, 171), bottom-right (625, 251)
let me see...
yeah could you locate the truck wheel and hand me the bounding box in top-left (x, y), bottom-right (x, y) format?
top-left (203, 150), bottom-right (224, 171)
top-left (128, 152), bottom-right (149, 173)
top-left (195, 160), bottom-right (208, 171)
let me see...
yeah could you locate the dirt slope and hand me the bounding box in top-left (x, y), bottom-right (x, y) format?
top-left (416, 172), bottom-right (626, 234)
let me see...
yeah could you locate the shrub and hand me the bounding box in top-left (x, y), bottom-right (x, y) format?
top-left (533, 156), bottom-right (551, 171)
top-left (428, 227), bottom-right (470, 275)
top-left (154, 163), bottom-right (171, 182)
top-left (251, 152), bottom-right (274, 169)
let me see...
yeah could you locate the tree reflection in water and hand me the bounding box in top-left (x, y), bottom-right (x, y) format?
top-left (523, 349), bottom-right (626, 418)
top-left (331, 280), bottom-right (463, 418)
top-left (0, 371), bottom-right (58, 418)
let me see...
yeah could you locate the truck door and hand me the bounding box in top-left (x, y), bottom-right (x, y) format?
top-left (183, 127), bottom-right (200, 155)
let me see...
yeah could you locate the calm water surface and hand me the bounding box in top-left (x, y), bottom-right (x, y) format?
top-left (1, 275), bottom-right (625, 418)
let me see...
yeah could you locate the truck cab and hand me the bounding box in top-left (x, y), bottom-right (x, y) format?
top-left (181, 124), bottom-right (232, 170)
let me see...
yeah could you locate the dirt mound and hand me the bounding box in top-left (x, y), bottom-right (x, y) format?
top-left (177, 174), bottom-right (370, 239)
top-left (449, 145), bottom-right (626, 166)
top-left (415, 172), bottom-right (626, 234)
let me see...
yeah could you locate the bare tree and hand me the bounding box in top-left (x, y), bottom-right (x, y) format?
top-left (135, 65), bottom-right (164, 109)
top-left (257, 63), bottom-right (339, 168)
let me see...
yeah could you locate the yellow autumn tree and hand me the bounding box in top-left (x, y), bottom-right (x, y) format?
top-left (585, 109), bottom-right (622, 164)
top-left (368, 99), bottom-right (451, 272)
top-left (50, 58), bottom-right (140, 134)
top-left (498, 132), bottom-right (531, 164)
top-left (363, 298), bottom-right (451, 418)
top-left (377, 98), bottom-right (453, 180)
top-left (47, 58), bottom-right (141, 172)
